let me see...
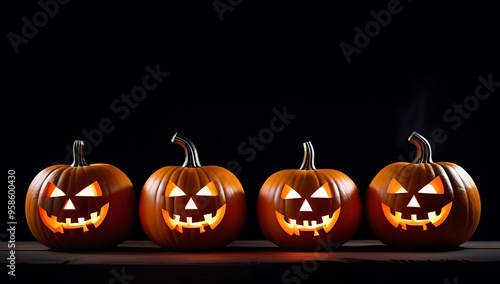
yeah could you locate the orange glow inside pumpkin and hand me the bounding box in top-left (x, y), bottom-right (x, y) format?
top-left (39, 181), bottom-right (109, 233)
top-left (381, 176), bottom-right (453, 230)
top-left (276, 183), bottom-right (340, 236)
top-left (161, 181), bottom-right (226, 233)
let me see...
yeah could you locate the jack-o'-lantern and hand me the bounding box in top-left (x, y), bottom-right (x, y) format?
top-left (25, 140), bottom-right (136, 250)
top-left (139, 132), bottom-right (247, 251)
top-left (365, 131), bottom-right (481, 249)
top-left (257, 141), bottom-right (362, 250)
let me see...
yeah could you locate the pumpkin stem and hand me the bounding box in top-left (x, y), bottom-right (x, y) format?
top-left (408, 131), bottom-right (433, 163)
top-left (299, 141), bottom-right (317, 170)
top-left (70, 140), bottom-right (89, 167)
top-left (171, 132), bottom-right (201, 167)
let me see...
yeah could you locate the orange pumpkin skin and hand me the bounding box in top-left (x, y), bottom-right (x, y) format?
top-left (25, 141), bottom-right (136, 250)
top-left (257, 142), bottom-right (362, 250)
top-left (365, 132), bottom-right (481, 249)
top-left (139, 133), bottom-right (247, 251)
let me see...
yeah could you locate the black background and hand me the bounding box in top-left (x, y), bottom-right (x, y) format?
top-left (3, 0), bottom-right (499, 242)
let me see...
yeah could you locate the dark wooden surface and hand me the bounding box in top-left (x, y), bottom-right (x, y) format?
top-left (4, 240), bottom-right (500, 283)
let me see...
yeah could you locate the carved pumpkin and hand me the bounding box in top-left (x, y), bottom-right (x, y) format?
top-left (257, 141), bottom-right (362, 250)
top-left (25, 140), bottom-right (136, 250)
top-left (139, 132), bottom-right (247, 251)
top-left (365, 131), bottom-right (481, 249)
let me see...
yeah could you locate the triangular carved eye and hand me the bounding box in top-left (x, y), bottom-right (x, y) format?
top-left (196, 181), bottom-right (218, 196)
top-left (45, 182), bottom-right (65, 198)
top-left (310, 183), bottom-right (332, 198)
top-left (281, 184), bottom-right (301, 199)
top-left (418, 176), bottom-right (444, 194)
top-left (165, 181), bottom-right (219, 197)
top-left (166, 181), bottom-right (186, 197)
top-left (387, 178), bottom-right (408, 194)
top-left (75, 181), bottom-right (102, 197)
top-left (387, 176), bottom-right (445, 195)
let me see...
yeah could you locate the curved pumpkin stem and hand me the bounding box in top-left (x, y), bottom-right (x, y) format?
top-left (70, 140), bottom-right (89, 167)
top-left (171, 132), bottom-right (201, 167)
top-left (408, 131), bottom-right (433, 163)
top-left (299, 141), bottom-right (317, 170)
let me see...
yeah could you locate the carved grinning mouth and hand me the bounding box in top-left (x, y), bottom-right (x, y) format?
top-left (161, 204), bottom-right (226, 233)
top-left (381, 202), bottom-right (452, 230)
top-left (275, 207), bottom-right (341, 236)
top-left (38, 203), bottom-right (109, 233)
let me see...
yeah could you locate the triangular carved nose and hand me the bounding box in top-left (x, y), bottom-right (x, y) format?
top-left (299, 199), bottom-right (313, 212)
top-left (64, 198), bottom-right (76, 210)
top-left (407, 196), bottom-right (420, 208)
top-left (185, 198), bottom-right (198, 210)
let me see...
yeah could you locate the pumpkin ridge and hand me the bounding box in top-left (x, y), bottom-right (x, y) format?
top-left (438, 162), bottom-right (481, 241)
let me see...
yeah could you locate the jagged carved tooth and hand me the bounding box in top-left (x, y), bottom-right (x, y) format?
top-left (82, 224), bottom-right (89, 232)
top-left (66, 218), bottom-right (71, 225)
top-left (90, 212), bottom-right (99, 223)
top-left (303, 220), bottom-right (309, 227)
top-left (395, 211), bottom-right (402, 221)
top-left (427, 211), bottom-right (438, 222)
top-left (173, 214), bottom-right (180, 222)
top-left (411, 214), bottom-right (417, 222)
top-left (322, 215), bottom-right (330, 223)
top-left (311, 220), bottom-right (317, 226)
top-left (204, 213), bottom-right (213, 221)
top-left (294, 228), bottom-right (300, 236)
top-left (289, 218), bottom-right (296, 225)
top-left (78, 217), bottom-right (85, 224)
top-left (186, 217), bottom-right (192, 225)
